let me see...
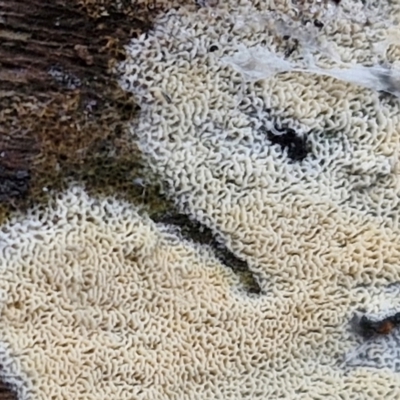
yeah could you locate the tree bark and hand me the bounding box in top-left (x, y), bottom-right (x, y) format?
top-left (0, 0), bottom-right (159, 210)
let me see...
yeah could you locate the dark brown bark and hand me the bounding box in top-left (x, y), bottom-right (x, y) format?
top-left (0, 385), bottom-right (17, 400)
top-left (0, 0), bottom-right (167, 212)
top-left (0, 365), bottom-right (17, 400)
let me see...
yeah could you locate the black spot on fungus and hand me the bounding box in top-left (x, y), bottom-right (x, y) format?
top-left (262, 125), bottom-right (309, 162)
top-left (209, 45), bottom-right (219, 52)
top-left (314, 19), bottom-right (324, 28)
top-left (284, 38), bottom-right (299, 58)
top-left (351, 312), bottom-right (400, 339)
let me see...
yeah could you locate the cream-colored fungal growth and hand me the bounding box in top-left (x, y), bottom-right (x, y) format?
top-left (119, 0), bottom-right (400, 228)
top-left (3, 0), bottom-right (400, 399)
top-left (0, 186), bottom-right (242, 399)
top-left (2, 187), bottom-right (400, 399)
top-left (115, 0), bottom-right (400, 396)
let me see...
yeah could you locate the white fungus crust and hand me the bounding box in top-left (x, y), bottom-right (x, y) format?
top-left (1, 186), bottom-right (400, 399)
top-left (2, 0), bottom-right (400, 399)
top-left (118, 0), bottom-right (400, 275)
top-left (119, 0), bottom-right (400, 231)
top-left (120, 0), bottom-right (400, 396)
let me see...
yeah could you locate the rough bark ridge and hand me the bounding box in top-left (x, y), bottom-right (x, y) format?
top-left (0, 0), bottom-right (164, 217)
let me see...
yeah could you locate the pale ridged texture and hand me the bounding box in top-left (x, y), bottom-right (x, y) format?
top-left (2, 0), bottom-right (400, 398)
top-left (116, 0), bottom-right (400, 397)
top-left (1, 186), bottom-right (400, 399)
top-left (0, 186), bottom-right (244, 399)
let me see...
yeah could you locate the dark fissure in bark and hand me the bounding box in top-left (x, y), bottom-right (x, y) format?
top-left (0, 0), bottom-right (159, 210)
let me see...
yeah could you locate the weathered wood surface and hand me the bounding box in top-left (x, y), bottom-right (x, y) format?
top-left (0, 0), bottom-right (159, 212)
